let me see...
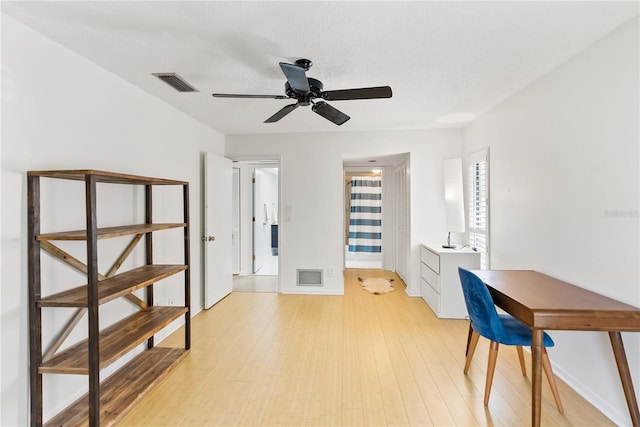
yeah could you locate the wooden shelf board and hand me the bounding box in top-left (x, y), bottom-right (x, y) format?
top-left (28, 169), bottom-right (187, 186)
top-left (36, 223), bottom-right (186, 241)
top-left (44, 346), bottom-right (188, 427)
top-left (38, 264), bottom-right (187, 307)
top-left (40, 306), bottom-right (187, 374)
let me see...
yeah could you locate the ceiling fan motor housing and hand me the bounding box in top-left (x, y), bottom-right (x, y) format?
top-left (294, 58), bottom-right (313, 70)
top-left (285, 77), bottom-right (324, 106)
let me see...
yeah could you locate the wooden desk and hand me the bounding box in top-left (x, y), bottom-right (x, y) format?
top-left (472, 270), bottom-right (640, 427)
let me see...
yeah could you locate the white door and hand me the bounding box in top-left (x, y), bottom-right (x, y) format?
top-left (394, 161), bottom-right (410, 283)
top-left (252, 168), bottom-right (260, 274)
top-left (231, 168), bottom-right (241, 274)
top-left (204, 152), bottom-right (232, 309)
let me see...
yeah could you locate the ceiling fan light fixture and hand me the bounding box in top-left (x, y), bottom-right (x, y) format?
top-left (152, 73), bottom-right (199, 92)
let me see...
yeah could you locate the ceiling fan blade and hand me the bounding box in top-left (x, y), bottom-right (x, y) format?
top-left (212, 93), bottom-right (289, 99)
top-left (279, 63), bottom-right (310, 94)
top-left (312, 101), bottom-right (350, 126)
top-left (321, 86), bottom-right (392, 101)
top-left (264, 103), bottom-right (299, 123)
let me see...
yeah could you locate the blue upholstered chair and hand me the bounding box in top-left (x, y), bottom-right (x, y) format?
top-left (458, 267), bottom-right (563, 413)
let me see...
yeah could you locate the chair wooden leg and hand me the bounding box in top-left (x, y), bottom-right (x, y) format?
top-left (516, 346), bottom-right (527, 376)
top-left (465, 323), bottom-right (473, 356)
top-left (541, 348), bottom-right (564, 414)
top-left (484, 341), bottom-right (499, 406)
top-left (464, 330), bottom-right (480, 374)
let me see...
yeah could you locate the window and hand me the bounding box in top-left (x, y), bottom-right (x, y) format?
top-left (468, 148), bottom-right (489, 269)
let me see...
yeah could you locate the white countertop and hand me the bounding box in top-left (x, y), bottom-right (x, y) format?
top-left (422, 243), bottom-right (479, 254)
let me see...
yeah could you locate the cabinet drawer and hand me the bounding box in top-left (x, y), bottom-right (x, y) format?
top-left (422, 278), bottom-right (440, 315)
top-left (421, 262), bottom-right (440, 293)
top-left (420, 246), bottom-right (440, 273)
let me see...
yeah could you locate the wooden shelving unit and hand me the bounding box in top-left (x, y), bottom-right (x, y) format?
top-left (27, 169), bottom-right (191, 427)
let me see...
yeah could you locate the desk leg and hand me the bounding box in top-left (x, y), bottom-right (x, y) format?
top-left (531, 329), bottom-right (543, 427)
top-left (609, 332), bottom-right (640, 427)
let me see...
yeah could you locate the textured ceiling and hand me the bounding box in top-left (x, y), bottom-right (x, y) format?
top-left (2, 1), bottom-right (638, 135)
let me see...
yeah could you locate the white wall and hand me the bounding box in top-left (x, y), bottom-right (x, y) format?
top-left (1, 15), bottom-right (224, 425)
top-left (462, 17), bottom-right (639, 425)
top-left (226, 129), bottom-right (461, 295)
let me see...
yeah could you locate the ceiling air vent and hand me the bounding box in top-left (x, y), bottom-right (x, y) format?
top-left (152, 73), bottom-right (198, 92)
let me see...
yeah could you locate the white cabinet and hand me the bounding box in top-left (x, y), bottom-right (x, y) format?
top-left (420, 244), bottom-right (480, 319)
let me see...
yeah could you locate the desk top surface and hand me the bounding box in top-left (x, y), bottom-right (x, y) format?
top-left (472, 270), bottom-right (640, 331)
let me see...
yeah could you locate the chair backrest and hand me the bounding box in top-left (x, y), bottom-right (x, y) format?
top-left (458, 267), bottom-right (506, 342)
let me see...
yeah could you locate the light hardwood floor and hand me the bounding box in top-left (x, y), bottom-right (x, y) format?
top-left (118, 269), bottom-right (613, 426)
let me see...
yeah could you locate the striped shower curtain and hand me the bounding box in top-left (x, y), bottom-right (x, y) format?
top-left (348, 176), bottom-right (382, 253)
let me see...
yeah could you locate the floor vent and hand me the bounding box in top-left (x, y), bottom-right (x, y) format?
top-left (152, 73), bottom-right (199, 92)
top-left (297, 269), bottom-right (323, 286)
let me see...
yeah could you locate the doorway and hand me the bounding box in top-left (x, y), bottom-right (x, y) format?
top-left (252, 167), bottom-right (279, 275)
top-left (344, 169), bottom-right (383, 269)
top-left (230, 160), bottom-right (280, 292)
top-left (343, 153), bottom-right (410, 282)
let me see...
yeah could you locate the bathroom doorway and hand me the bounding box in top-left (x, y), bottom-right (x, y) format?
top-left (252, 167), bottom-right (279, 275)
top-left (230, 160), bottom-right (280, 292)
top-left (343, 153), bottom-right (410, 281)
top-left (344, 169), bottom-right (383, 269)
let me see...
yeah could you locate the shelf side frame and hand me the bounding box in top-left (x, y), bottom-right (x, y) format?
top-left (85, 174), bottom-right (100, 426)
top-left (28, 175), bottom-right (43, 427)
top-left (183, 183), bottom-right (191, 349)
top-left (145, 184), bottom-right (154, 349)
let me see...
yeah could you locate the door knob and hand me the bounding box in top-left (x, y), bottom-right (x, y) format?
top-left (201, 236), bottom-right (215, 242)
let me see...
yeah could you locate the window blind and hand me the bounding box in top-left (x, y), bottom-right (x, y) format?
top-left (468, 148), bottom-right (489, 269)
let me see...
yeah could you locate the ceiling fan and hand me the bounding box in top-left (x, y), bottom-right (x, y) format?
top-left (212, 59), bottom-right (392, 126)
